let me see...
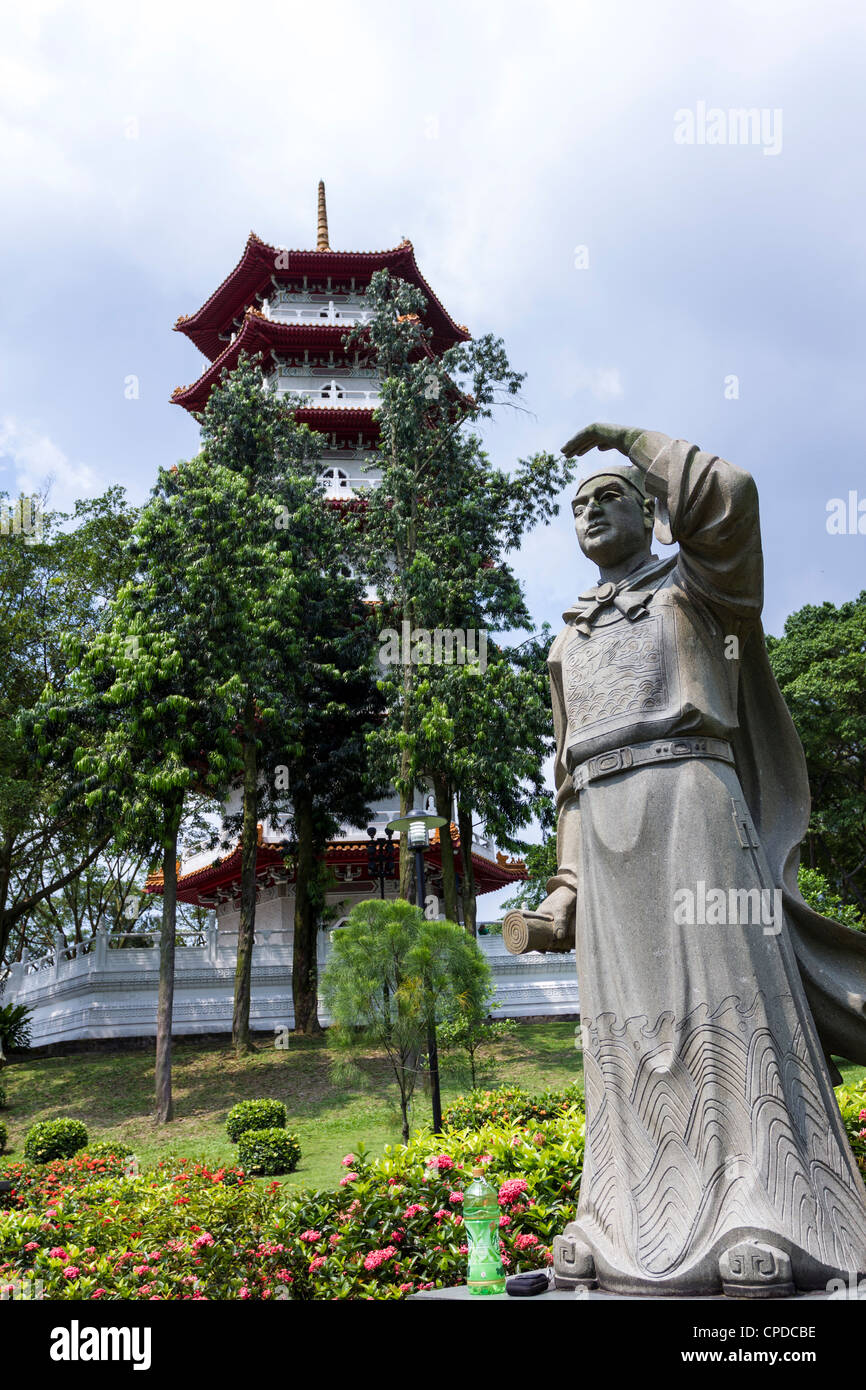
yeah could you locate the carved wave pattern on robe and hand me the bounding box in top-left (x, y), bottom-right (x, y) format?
top-left (580, 996), bottom-right (866, 1278)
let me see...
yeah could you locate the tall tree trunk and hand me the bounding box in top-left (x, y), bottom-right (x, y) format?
top-left (433, 774), bottom-right (458, 921)
top-left (292, 787), bottom-right (323, 1035)
top-left (233, 711), bottom-right (259, 1053)
top-left (155, 799), bottom-right (183, 1123)
top-left (457, 799), bottom-right (478, 936)
top-left (398, 596), bottom-right (415, 902)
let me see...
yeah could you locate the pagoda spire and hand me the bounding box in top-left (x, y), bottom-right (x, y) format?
top-left (316, 180), bottom-right (331, 251)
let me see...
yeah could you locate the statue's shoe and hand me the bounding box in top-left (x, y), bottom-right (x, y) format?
top-left (719, 1240), bottom-right (795, 1299)
top-left (553, 1225), bottom-right (597, 1290)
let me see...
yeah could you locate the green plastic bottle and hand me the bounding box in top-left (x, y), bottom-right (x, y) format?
top-left (464, 1167), bottom-right (506, 1295)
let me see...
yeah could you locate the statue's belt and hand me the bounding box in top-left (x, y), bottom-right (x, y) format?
top-left (570, 736), bottom-right (734, 792)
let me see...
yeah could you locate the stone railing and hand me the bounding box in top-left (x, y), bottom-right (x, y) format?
top-left (3, 925), bottom-right (578, 1047)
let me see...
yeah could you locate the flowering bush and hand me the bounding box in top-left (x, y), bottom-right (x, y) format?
top-left (83, 1140), bottom-right (136, 1162)
top-left (225, 1099), bottom-right (287, 1143)
top-left (23, 1118), bottom-right (89, 1165)
top-left (237, 1128), bottom-right (301, 1176)
top-left (1, 1079), bottom-right (862, 1300)
top-left (442, 1083), bottom-right (583, 1132)
top-left (837, 1078), bottom-right (866, 1173)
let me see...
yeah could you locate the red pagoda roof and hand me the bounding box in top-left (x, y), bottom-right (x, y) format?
top-left (144, 830), bottom-right (525, 907)
top-left (175, 231), bottom-right (471, 363)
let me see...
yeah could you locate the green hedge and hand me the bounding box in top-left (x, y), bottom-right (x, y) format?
top-left (0, 1118), bottom-right (6, 1152)
top-left (83, 1139), bottom-right (135, 1162)
top-left (23, 1117), bottom-right (89, 1164)
top-left (237, 1127), bottom-right (301, 1175)
top-left (226, 1099), bottom-right (287, 1143)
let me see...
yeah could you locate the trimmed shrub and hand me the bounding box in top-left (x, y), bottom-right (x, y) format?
top-left (0, 1078), bottom-right (7, 1109)
top-left (237, 1126), bottom-right (300, 1175)
top-left (226, 1098), bottom-right (287, 1142)
top-left (23, 1117), bottom-right (89, 1164)
top-left (0, 1119), bottom-right (6, 1152)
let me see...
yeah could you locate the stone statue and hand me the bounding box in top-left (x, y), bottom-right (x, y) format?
top-left (505, 423), bottom-right (866, 1298)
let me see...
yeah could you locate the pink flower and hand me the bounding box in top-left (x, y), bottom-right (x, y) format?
top-left (329, 1233), bottom-right (341, 1248)
top-left (62, 1266), bottom-right (80, 1279)
top-left (90, 1288), bottom-right (106, 1299)
top-left (859, 1128), bottom-right (866, 1139)
top-left (459, 1244), bottom-right (468, 1254)
top-left (309, 1256), bottom-right (326, 1273)
top-left (83, 1246), bottom-right (97, 1256)
top-left (433, 1208), bottom-right (449, 1223)
top-left (300, 1230), bottom-right (322, 1244)
top-left (399, 1282), bottom-right (414, 1293)
top-left (363, 1246), bottom-right (397, 1271)
top-left (24, 1242), bottom-right (38, 1251)
top-left (133, 1265), bottom-right (149, 1277)
top-left (497, 1178), bottom-right (528, 1207)
top-left (387, 1177), bottom-right (398, 1186)
top-left (341, 1154), bottom-right (355, 1166)
top-left (48, 1247), bottom-right (67, 1260)
top-left (192, 1232), bottom-right (215, 1249)
top-left (515, 1233), bottom-right (539, 1249)
top-left (858, 1109), bottom-right (866, 1121)
top-left (403, 1204), bottom-right (426, 1219)
top-left (139, 1283), bottom-right (153, 1296)
top-left (339, 1172), bottom-right (358, 1186)
top-left (426, 1154), bottom-right (454, 1171)
top-left (239, 1285), bottom-right (252, 1299)
top-left (448, 1191), bottom-right (463, 1204)
top-left (499, 1215), bottom-right (511, 1228)
top-left (477, 1154), bottom-right (492, 1166)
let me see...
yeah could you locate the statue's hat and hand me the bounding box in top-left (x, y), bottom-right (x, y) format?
top-left (573, 462), bottom-right (647, 503)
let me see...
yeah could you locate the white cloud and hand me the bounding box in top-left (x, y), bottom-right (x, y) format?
top-left (0, 417), bottom-right (98, 511)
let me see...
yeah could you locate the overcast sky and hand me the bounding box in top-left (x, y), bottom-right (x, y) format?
top-left (2, 1), bottom-right (864, 904)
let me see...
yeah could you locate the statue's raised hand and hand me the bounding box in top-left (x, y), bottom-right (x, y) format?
top-left (561, 423), bottom-right (645, 459)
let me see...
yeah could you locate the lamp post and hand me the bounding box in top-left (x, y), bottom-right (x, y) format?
top-left (386, 810), bottom-right (448, 1133)
top-left (366, 825), bottom-right (396, 900)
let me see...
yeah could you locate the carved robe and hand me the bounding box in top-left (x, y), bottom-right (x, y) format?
top-left (547, 436), bottom-right (866, 1294)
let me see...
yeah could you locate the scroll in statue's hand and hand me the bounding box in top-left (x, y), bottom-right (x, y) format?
top-left (561, 422), bottom-right (646, 460)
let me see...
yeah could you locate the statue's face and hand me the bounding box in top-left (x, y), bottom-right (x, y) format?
top-left (572, 475), bottom-right (653, 567)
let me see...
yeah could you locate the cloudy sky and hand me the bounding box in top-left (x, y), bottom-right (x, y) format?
top-left (2, 1), bottom-right (864, 903)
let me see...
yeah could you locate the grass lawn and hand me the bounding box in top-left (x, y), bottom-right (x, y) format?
top-left (0, 1021), bottom-right (585, 1190)
top-left (2, 1024), bottom-right (862, 1192)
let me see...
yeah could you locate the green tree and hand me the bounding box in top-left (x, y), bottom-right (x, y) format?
top-left (346, 271), bottom-right (572, 907)
top-left (0, 488), bottom-right (137, 967)
top-left (438, 988), bottom-right (517, 1089)
top-left (767, 594), bottom-right (866, 911)
top-left (322, 898), bottom-right (491, 1139)
top-left (797, 866), bottom-right (865, 932)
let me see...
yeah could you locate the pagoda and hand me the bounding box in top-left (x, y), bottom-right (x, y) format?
top-left (152, 185), bottom-right (526, 935)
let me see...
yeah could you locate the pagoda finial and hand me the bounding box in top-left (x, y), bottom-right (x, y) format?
top-left (317, 180), bottom-right (330, 251)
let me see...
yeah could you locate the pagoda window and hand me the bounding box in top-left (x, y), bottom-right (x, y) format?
top-left (320, 467), bottom-right (349, 491)
top-left (320, 379), bottom-right (344, 400)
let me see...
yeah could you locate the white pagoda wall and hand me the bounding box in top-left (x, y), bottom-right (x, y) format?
top-left (6, 928), bottom-right (579, 1048)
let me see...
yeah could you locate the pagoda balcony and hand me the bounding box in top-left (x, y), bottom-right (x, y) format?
top-left (278, 383), bottom-right (382, 410)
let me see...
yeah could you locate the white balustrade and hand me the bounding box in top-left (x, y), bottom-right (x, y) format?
top-left (4, 929), bottom-right (578, 1045)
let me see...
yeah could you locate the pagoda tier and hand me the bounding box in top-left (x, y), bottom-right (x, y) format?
top-left (172, 186), bottom-right (470, 420)
top-left (144, 826), bottom-right (526, 909)
top-left (174, 230), bottom-right (470, 364)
